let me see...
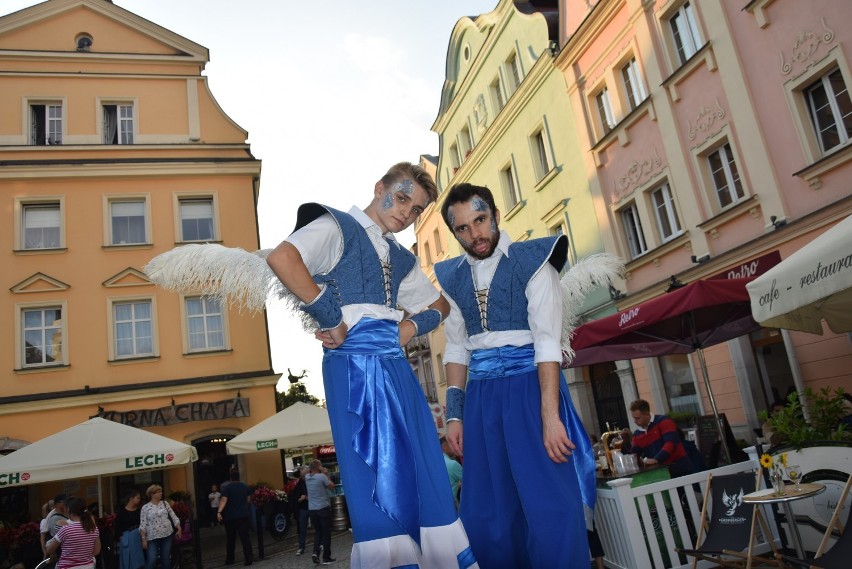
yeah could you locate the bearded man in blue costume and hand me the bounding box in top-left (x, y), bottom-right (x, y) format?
top-left (435, 183), bottom-right (597, 569)
top-left (266, 163), bottom-right (477, 569)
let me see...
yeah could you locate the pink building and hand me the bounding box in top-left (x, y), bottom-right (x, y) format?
top-left (555, 0), bottom-right (852, 445)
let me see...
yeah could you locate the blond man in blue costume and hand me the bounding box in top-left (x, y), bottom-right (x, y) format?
top-left (266, 163), bottom-right (477, 569)
top-left (435, 183), bottom-right (597, 569)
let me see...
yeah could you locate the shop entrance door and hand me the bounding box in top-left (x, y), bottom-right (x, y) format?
top-left (750, 328), bottom-right (795, 409)
top-left (590, 362), bottom-right (628, 436)
top-left (193, 436), bottom-right (233, 526)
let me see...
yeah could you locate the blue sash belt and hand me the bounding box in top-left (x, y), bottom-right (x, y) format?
top-left (469, 344), bottom-right (537, 380)
top-left (326, 319), bottom-right (421, 546)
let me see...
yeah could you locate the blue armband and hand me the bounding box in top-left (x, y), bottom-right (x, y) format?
top-left (446, 386), bottom-right (465, 422)
top-left (406, 308), bottom-right (442, 336)
top-left (300, 286), bottom-right (343, 331)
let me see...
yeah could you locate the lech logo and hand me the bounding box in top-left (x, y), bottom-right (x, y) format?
top-left (0, 472), bottom-right (28, 486)
top-left (256, 440), bottom-right (278, 450)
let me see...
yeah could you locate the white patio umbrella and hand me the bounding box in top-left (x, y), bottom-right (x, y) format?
top-left (226, 402), bottom-right (332, 454)
top-left (0, 417), bottom-right (197, 512)
top-left (747, 213), bottom-right (852, 334)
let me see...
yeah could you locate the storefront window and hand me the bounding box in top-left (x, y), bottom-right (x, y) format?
top-left (660, 354), bottom-right (700, 415)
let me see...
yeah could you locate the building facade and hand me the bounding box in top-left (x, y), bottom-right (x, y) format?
top-left (424, 0), bottom-right (619, 432)
top-left (0, 0), bottom-right (281, 521)
top-left (422, 0), bottom-right (851, 448)
top-left (554, 0), bottom-right (852, 443)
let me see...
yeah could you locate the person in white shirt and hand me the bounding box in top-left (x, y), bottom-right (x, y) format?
top-left (266, 162), bottom-right (476, 569)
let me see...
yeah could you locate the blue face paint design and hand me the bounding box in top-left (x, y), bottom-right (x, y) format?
top-left (382, 192), bottom-right (394, 211)
top-left (471, 197), bottom-right (488, 212)
top-left (447, 210), bottom-right (456, 228)
top-left (392, 179), bottom-right (414, 195)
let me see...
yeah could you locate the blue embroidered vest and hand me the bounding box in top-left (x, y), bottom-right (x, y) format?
top-left (292, 203), bottom-right (415, 308)
top-left (434, 235), bottom-right (567, 336)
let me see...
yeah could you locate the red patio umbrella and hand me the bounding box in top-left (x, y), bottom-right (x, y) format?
top-left (569, 277), bottom-right (761, 463)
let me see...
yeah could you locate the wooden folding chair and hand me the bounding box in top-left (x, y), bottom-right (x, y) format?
top-left (777, 474), bottom-right (852, 569)
top-left (678, 470), bottom-right (781, 569)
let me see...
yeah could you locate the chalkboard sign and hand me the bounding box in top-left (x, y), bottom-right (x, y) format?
top-left (696, 413), bottom-right (732, 468)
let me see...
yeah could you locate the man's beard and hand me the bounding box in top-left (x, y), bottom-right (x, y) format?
top-left (461, 231), bottom-right (499, 260)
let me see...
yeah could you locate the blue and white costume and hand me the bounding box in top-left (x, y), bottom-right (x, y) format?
top-left (435, 231), bottom-right (596, 569)
top-left (286, 204), bottom-right (477, 569)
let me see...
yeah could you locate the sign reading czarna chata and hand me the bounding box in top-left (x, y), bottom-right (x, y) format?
top-left (94, 397), bottom-right (250, 427)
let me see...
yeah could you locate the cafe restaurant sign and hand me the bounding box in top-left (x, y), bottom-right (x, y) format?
top-left (95, 397), bottom-right (250, 427)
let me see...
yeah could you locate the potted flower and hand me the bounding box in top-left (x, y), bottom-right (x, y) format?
top-left (758, 387), bottom-right (851, 552)
top-left (251, 485), bottom-right (277, 515)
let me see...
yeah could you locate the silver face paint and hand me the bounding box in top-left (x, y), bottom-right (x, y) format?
top-left (392, 179), bottom-right (414, 195)
top-left (382, 192), bottom-right (394, 211)
top-left (471, 197), bottom-right (488, 212)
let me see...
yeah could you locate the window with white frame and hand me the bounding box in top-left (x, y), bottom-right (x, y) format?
top-left (650, 183), bottom-right (682, 242)
top-left (595, 87), bottom-right (616, 135)
top-left (490, 76), bottom-right (506, 113)
top-left (504, 51), bottom-right (521, 98)
top-left (805, 67), bottom-right (852, 154)
top-left (432, 228), bottom-right (443, 255)
top-left (113, 299), bottom-right (154, 358)
top-left (185, 297), bottom-right (225, 351)
top-left (22, 202), bottom-right (61, 249)
top-left (530, 126), bottom-right (553, 181)
top-left (620, 202), bottom-right (648, 259)
top-left (109, 199), bottom-right (147, 245)
top-left (622, 58), bottom-right (647, 111)
top-left (179, 197), bottom-right (215, 242)
top-left (501, 162), bottom-right (521, 210)
top-left (459, 124), bottom-right (473, 160)
top-left (668, 1), bottom-right (702, 65)
top-left (449, 142), bottom-right (460, 172)
top-left (707, 143), bottom-right (745, 209)
top-left (103, 103), bottom-right (134, 145)
top-left (30, 103), bottom-right (62, 145)
top-left (659, 354), bottom-right (700, 415)
top-left (21, 305), bottom-right (65, 367)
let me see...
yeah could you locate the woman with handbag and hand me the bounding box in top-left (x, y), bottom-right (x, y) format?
top-left (44, 496), bottom-right (101, 569)
top-left (139, 485), bottom-right (181, 569)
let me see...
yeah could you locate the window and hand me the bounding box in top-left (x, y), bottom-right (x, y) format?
top-left (21, 306), bottom-right (64, 367)
top-left (103, 104), bottom-right (134, 144)
top-left (530, 127), bottom-right (553, 181)
top-left (805, 68), bottom-right (852, 154)
top-left (504, 52), bottom-right (521, 98)
top-left (449, 142), bottom-right (460, 172)
top-left (707, 143), bottom-right (744, 208)
top-left (501, 162), bottom-right (521, 210)
top-left (30, 103), bottom-right (62, 145)
top-left (22, 203), bottom-right (61, 249)
top-left (109, 199), bottom-right (147, 245)
top-left (668, 2), bottom-right (702, 65)
top-left (650, 183), bottom-right (682, 242)
top-left (459, 124), bottom-right (473, 160)
top-left (179, 197), bottom-right (214, 242)
top-left (621, 202), bottom-right (647, 258)
top-left (422, 241), bottom-right (432, 265)
top-left (432, 228), bottom-right (443, 255)
top-left (113, 300), bottom-right (154, 358)
top-left (622, 58), bottom-right (647, 110)
top-left (595, 87), bottom-right (616, 135)
top-left (490, 76), bottom-right (506, 113)
top-left (186, 297), bottom-right (225, 351)
top-left (659, 354), bottom-right (700, 415)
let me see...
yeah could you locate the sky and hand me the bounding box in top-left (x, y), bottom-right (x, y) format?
top-left (3, 0), bottom-right (498, 399)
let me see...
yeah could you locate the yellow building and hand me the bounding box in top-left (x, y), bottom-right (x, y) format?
top-left (0, 0), bottom-right (281, 521)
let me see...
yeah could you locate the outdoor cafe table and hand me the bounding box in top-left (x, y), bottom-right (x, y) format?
top-left (743, 482), bottom-right (826, 560)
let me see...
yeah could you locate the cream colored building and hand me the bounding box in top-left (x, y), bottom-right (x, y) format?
top-left (422, 0), bottom-right (616, 430)
top-left (0, 0), bottom-right (281, 521)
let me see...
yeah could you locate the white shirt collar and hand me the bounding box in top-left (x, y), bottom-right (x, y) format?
top-left (636, 413), bottom-right (656, 433)
top-left (348, 206), bottom-right (398, 244)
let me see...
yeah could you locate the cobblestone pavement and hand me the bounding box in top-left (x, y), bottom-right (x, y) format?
top-left (190, 523), bottom-right (352, 569)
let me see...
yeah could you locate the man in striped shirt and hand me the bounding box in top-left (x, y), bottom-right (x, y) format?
top-left (627, 399), bottom-right (696, 477)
